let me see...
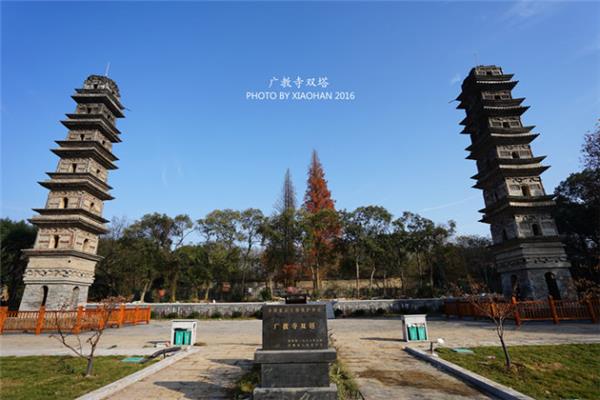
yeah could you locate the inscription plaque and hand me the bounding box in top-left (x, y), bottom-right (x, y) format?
top-left (262, 304), bottom-right (327, 350)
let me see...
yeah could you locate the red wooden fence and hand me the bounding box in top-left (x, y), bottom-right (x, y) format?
top-left (444, 296), bottom-right (599, 326)
top-left (0, 305), bottom-right (151, 335)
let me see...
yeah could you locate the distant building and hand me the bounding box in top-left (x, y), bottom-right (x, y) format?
top-left (456, 65), bottom-right (575, 300)
top-left (19, 75), bottom-right (125, 310)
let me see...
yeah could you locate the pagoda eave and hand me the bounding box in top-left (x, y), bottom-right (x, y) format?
top-left (55, 141), bottom-right (118, 161)
top-left (51, 148), bottom-right (118, 170)
top-left (478, 196), bottom-right (556, 216)
top-left (29, 216), bottom-right (108, 235)
top-left (61, 119), bottom-right (121, 142)
top-left (71, 93), bottom-right (125, 118)
top-left (75, 88), bottom-right (125, 110)
top-left (474, 80), bottom-right (519, 90)
top-left (466, 133), bottom-right (541, 158)
top-left (489, 236), bottom-right (564, 252)
top-left (482, 98), bottom-right (525, 107)
top-left (483, 105), bottom-right (529, 116)
top-left (46, 172), bottom-right (112, 191)
top-left (22, 248), bottom-right (103, 262)
top-left (38, 180), bottom-right (114, 201)
top-left (32, 207), bottom-right (110, 224)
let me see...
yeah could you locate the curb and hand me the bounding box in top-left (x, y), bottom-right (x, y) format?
top-left (76, 347), bottom-right (200, 400)
top-left (404, 347), bottom-right (535, 400)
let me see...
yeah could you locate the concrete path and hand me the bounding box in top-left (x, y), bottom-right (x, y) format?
top-left (330, 319), bottom-right (491, 399)
top-left (329, 317), bottom-right (600, 400)
top-left (2, 317), bottom-right (598, 399)
top-left (106, 344), bottom-right (255, 400)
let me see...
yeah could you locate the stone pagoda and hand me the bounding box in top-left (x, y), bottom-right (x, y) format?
top-left (19, 75), bottom-right (125, 310)
top-left (456, 65), bottom-right (575, 300)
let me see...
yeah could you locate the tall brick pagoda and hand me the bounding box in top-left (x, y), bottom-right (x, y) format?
top-left (456, 65), bottom-right (575, 300)
top-left (19, 75), bottom-right (125, 310)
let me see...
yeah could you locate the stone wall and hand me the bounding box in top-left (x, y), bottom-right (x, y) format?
top-left (145, 298), bottom-right (445, 318)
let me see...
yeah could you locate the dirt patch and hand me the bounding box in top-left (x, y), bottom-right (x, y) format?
top-left (356, 368), bottom-right (480, 396)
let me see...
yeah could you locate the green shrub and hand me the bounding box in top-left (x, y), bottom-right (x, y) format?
top-left (376, 307), bottom-right (386, 315)
top-left (186, 311), bottom-right (201, 319)
top-left (165, 312), bottom-right (179, 319)
top-left (334, 309), bottom-right (344, 318)
top-left (259, 288), bottom-right (272, 301)
top-left (211, 311), bottom-right (222, 319)
top-left (253, 309), bottom-right (263, 319)
top-left (231, 311), bottom-right (243, 318)
top-left (351, 309), bottom-right (366, 317)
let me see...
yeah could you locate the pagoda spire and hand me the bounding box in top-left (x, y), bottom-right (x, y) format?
top-left (456, 65), bottom-right (575, 300)
top-left (19, 75), bottom-right (125, 310)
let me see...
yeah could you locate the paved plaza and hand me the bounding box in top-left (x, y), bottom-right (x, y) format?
top-left (1, 317), bottom-right (598, 399)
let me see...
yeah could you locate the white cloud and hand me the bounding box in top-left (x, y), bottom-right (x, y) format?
top-left (420, 195), bottom-right (479, 212)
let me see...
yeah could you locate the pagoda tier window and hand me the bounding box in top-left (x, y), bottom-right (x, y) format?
top-left (90, 202), bottom-right (95, 211)
top-left (512, 151), bottom-right (520, 159)
top-left (60, 197), bottom-right (69, 208)
top-left (71, 164), bottom-right (77, 173)
top-left (521, 185), bottom-right (531, 197)
top-left (51, 235), bottom-right (60, 249)
top-left (532, 224), bottom-right (542, 236)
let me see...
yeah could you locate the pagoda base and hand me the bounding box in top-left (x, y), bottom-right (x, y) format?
top-left (495, 241), bottom-right (576, 300)
top-left (20, 283), bottom-right (90, 311)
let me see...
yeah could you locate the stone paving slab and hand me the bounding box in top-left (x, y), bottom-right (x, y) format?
top-left (106, 344), bottom-right (255, 400)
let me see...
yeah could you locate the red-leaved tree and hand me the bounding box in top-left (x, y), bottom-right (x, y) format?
top-left (302, 150), bottom-right (340, 294)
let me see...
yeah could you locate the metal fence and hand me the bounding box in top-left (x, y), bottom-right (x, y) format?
top-left (444, 296), bottom-right (600, 326)
top-left (0, 305), bottom-right (151, 335)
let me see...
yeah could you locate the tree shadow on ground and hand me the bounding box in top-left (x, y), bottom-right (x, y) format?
top-left (208, 358), bottom-right (253, 367)
top-left (155, 380), bottom-right (231, 399)
top-left (360, 337), bottom-right (404, 342)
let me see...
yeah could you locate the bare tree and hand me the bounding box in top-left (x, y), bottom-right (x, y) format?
top-left (455, 282), bottom-right (516, 370)
top-left (51, 296), bottom-right (127, 377)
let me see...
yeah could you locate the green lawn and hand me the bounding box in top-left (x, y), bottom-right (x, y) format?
top-left (438, 344), bottom-right (600, 400)
top-left (0, 356), bottom-right (154, 400)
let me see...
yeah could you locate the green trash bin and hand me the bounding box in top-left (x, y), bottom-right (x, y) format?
top-left (174, 329), bottom-right (184, 345)
top-left (183, 330), bottom-right (192, 345)
top-left (408, 325), bottom-right (418, 341)
top-left (417, 324), bottom-right (427, 340)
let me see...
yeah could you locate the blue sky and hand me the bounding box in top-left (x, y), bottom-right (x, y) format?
top-left (1, 1), bottom-right (599, 238)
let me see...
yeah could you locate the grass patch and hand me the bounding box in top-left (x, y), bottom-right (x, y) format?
top-left (232, 363), bottom-right (260, 399)
top-left (0, 355), bottom-right (155, 400)
top-left (437, 343), bottom-right (600, 400)
top-left (329, 358), bottom-right (362, 400)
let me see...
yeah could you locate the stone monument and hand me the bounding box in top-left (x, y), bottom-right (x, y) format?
top-left (19, 75), bottom-right (125, 310)
top-left (456, 65), bottom-right (575, 300)
top-left (253, 304), bottom-right (338, 399)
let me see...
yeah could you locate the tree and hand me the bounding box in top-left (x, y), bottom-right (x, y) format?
top-left (0, 219), bottom-right (37, 308)
top-left (299, 208), bottom-right (340, 294)
top-left (238, 208), bottom-right (265, 299)
top-left (197, 209), bottom-right (245, 299)
top-left (582, 122), bottom-right (600, 171)
top-left (396, 212), bottom-right (455, 295)
top-left (554, 123), bottom-right (600, 285)
top-left (458, 283), bottom-right (516, 370)
top-left (125, 213), bottom-right (193, 302)
top-left (340, 206), bottom-right (392, 297)
top-left (52, 296), bottom-right (127, 377)
top-left (276, 168), bottom-right (297, 213)
top-left (302, 151), bottom-right (340, 293)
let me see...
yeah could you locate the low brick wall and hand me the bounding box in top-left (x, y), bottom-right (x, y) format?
top-left (145, 298), bottom-right (445, 318)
